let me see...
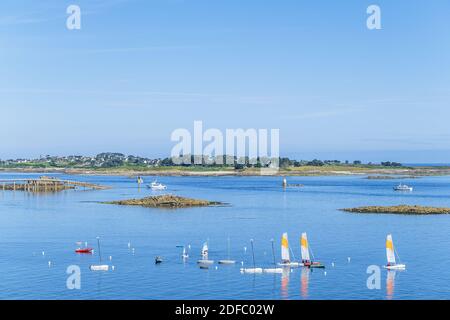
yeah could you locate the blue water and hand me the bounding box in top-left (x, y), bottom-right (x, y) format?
top-left (1, 172), bottom-right (450, 300)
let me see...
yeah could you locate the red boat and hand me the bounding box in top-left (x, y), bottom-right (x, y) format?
top-left (75, 248), bottom-right (93, 254)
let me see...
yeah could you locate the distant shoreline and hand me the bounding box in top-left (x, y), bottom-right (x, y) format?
top-left (2, 165), bottom-right (450, 177)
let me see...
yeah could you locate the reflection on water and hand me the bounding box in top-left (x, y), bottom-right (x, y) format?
top-left (281, 267), bottom-right (290, 299)
top-left (301, 268), bottom-right (310, 299)
top-left (2, 173), bottom-right (450, 299)
top-left (386, 270), bottom-right (396, 300)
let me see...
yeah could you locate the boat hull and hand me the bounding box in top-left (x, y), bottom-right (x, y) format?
top-left (90, 265), bottom-right (109, 271)
top-left (263, 268), bottom-right (284, 273)
top-left (197, 259), bottom-right (214, 265)
top-left (218, 260), bottom-right (236, 265)
top-left (75, 248), bottom-right (93, 254)
top-left (277, 262), bottom-right (303, 267)
top-left (384, 264), bottom-right (406, 270)
top-left (240, 268), bottom-right (263, 274)
top-left (304, 262), bottom-right (325, 268)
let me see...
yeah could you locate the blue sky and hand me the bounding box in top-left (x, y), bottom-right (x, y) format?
top-left (1, 0), bottom-right (449, 162)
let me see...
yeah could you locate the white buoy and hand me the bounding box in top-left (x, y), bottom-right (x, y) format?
top-left (244, 246), bottom-right (247, 253)
top-left (188, 244), bottom-right (191, 250)
top-left (109, 256), bottom-right (112, 261)
top-left (347, 257), bottom-right (351, 263)
top-left (331, 262), bottom-right (335, 267)
top-left (128, 242), bottom-right (131, 248)
top-left (324, 271), bottom-right (327, 276)
top-left (42, 251), bottom-right (45, 256)
top-left (48, 261), bottom-right (52, 267)
top-left (215, 266), bottom-right (218, 270)
top-left (241, 261), bottom-right (244, 266)
top-left (112, 266), bottom-right (115, 271)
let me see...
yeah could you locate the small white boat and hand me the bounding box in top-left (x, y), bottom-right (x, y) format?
top-left (197, 242), bottom-right (214, 264)
top-left (90, 237), bottom-right (109, 272)
top-left (393, 184), bottom-right (413, 192)
top-left (277, 232), bottom-right (302, 267)
top-left (182, 246), bottom-right (189, 259)
top-left (90, 265), bottom-right (109, 271)
top-left (218, 238), bottom-right (236, 265)
top-left (383, 234), bottom-right (406, 270)
top-left (149, 180), bottom-right (167, 190)
top-left (240, 267), bottom-right (263, 273)
top-left (263, 267), bottom-right (284, 274)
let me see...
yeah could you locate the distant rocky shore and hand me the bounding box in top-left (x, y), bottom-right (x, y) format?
top-left (365, 175), bottom-right (419, 180)
top-left (342, 205), bottom-right (450, 215)
top-left (3, 166), bottom-right (450, 177)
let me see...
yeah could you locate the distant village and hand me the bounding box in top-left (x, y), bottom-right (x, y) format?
top-left (0, 152), bottom-right (403, 169)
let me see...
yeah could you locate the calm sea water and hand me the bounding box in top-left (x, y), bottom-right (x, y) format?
top-left (1, 172), bottom-right (450, 300)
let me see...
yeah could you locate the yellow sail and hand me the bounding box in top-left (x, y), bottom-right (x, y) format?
top-left (281, 232), bottom-right (290, 262)
top-left (301, 232), bottom-right (310, 262)
top-left (386, 234), bottom-right (396, 265)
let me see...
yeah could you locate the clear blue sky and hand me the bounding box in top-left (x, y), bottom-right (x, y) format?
top-left (1, 0), bottom-right (449, 162)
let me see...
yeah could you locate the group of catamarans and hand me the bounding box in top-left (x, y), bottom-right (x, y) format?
top-left (166, 232), bottom-right (406, 274)
top-left (75, 232), bottom-right (405, 272)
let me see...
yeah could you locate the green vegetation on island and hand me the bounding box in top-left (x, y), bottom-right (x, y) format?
top-left (342, 205), bottom-right (450, 215)
top-left (104, 194), bottom-right (225, 208)
top-left (2, 152), bottom-right (450, 177)
top-left (365, 175), bottom-right (419, 180)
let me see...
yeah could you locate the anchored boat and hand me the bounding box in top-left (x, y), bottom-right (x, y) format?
top-left (301, 232), bottom-right (325, 268)
top-left (277, 232), bottom-right (301, 267)
top-left (148, 180), bottom-right (167, 190)
top-left (218, 237), bottom-right (236, 265)
top-left (393, 184), bottom-right (413, 192)
top-left (90, 237), bottom-right (109, 271)
top-left (197, 242), bottom-right (214, 265)
top-left (384, 234), bottom-right (406, 270)
top-left (75, 241), bottom-right (93, 254)
top-left (181, 246), bottom-right (189, 259)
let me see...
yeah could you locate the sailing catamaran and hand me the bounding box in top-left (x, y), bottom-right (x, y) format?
top-left (90, 237), bottom-right (109, 271)
top-left (197, 242), bottom-right (214, 265)
top-left (218, 238), bottom-right (236, 264)
top-left (301, 232), bottom-right (325, 268)
top-left (384, 234), bottom-right (406, 270)
top-left (240, 239), bottom-right (263, 273)
top-left (277, 232), bottom-right (301, 267)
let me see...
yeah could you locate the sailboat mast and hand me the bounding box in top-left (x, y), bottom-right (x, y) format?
top-left (271, 239), bottom-right (276, 265)
top-left (97, 237), bottom-right (102, 262)
top-left (250, 239), bottom-right (256, 268)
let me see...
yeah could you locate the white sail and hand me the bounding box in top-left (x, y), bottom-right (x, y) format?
top-left (201, 242), bottom-right (208, 258)
top-left (301, 232), bottom-right (310, 262)
top-left (281, 232), bottom-right (290, 262)
top-left (386, 234), bottom-right (396, 265)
